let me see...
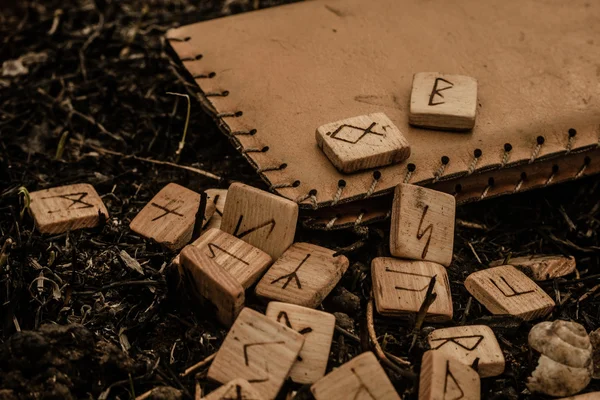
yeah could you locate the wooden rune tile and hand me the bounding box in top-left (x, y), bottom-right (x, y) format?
top-left (202, 378), bottom-right (264, 400)
top-left (464, 265), bottom-right (555, 321)
top-left (29, 184), bottom-right (109, 234)
top-left (266, 302), bottom-right (335, 384)
top-left (207, 307), bottom-right (304, 400)
top-left (489, 255), bottom-right (576, 281)
top-left (310, 351), bottom-right (401, 400)
top-left (372, 258), bottom-right (453, 322)
top-left (315, 112), bottom-right (410, 173)
top-left (220, 182), bottom-right (298, 259)
top-left (255, 243), bottom-right (349, 308)
top-left (179, 245), bottom-right (244, 326)
top-left (409, 72), bottom-right (478, 131)
top-left (204, 188), bottom-right (228, 231)
top-left (427, 325), bottom-right (505, 378)
top-left (390, 183), bottom-right (455, 267)
top-left (130, 183), bottom-right (215, 250)
top-left (419, 350), bottom-right (480, 400)
top-left (173, 228), bottom-right (272, 289)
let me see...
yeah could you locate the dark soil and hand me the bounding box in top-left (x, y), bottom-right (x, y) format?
top-left (1, 1), bottom-right (599, 399)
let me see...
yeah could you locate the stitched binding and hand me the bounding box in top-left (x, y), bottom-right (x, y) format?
top-left (565, 129), bottom-right (577, 154)
top-left (271, 180), bottom-right (300, 190)
top-left (545, 165), bottom-right (559, 186)
top-left (332, 180), bottom-right (346, 206)
top-left (501, 143), bottom-right (512, 167)
top-left (433, 156), bottom-right (450, 183)
top-left (529, 136), bottom-right (545, 163)
top-left (454, 184), bottom-right (462, 197)
top-left (257, 163), bottom-right (287, 173)
top-left (404, 163), bottom-right (416, 183)
top-left (325, 215), bottom-right (339, 230)
top-left (231, 129), bottom-right (257, 136)
top-left (354, 209), bottom-right (366, 226)
top-left (205, 90), bottom-right (229, 97)
top-left (217, 111), bottom-right (243, 118)
top-left (365, 171), bottom-right (381, 198)
top-left (193, 72), bottom-right (216, 79)
top-left (242, 146), bottom-right (269, 153)
top-left (480, 177), bottom-right (494, 200)
top-left (308, 189), bottom-right (318, 209)
top-left (576, 156), bottom-right (591, 178)
top-left (467, 149), bottom-right (482, 176)
top-left (513, 172), bottom-right (526, 193)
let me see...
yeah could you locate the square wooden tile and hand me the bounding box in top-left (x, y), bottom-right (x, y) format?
top-left (464, 265), bottom-right (555, 321)
top-left (372, 258), bottom-right (453, 321)
top-left (204, 188), bottom-right (228, 231)
top-left (310, 351), bottom-right (400, 400)
top-left (29, 184), bottom-right (109, 234)
top-left (220, 183), bottom-right (298, 259)
top-left (266, 302), bottom-right (335, 384)
top-left (207, 307), bottom-right (304, 400)
top-left (202, 378), bottom-right (264, 400)
top-left (427, 325), bottom-right (505, 378)
top-left (173, 228), bottom-right (272, 289)
top-left (409, 72), bottom-right (478, 130)
top-left (390, 183), bottom-right (455, 267)
top-left (489, 254), bottom-right (576, 281)
top-left (419, 350), bottom-right (480, 400)
top-left (130, 183), bottom-right (215, 250)
top-left (255, 243), bottom-right (349, 308)
top-left (179, 245), bottom-right (244, 326)
top-left (315, 112), bottom-right (410, 173)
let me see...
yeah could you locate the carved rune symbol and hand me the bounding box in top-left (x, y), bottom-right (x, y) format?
top-left (207, 242), bottom-right (249, 265)
top-left (444, 360), bottom-right (464, 400)
top-left (430, 335), bottom-right (484, 351)
top-left (243, 341), bottom-right (285, 383)
top-left (385, 267), bottom-right (436, 294)
top-left (277, 311), bottom-right (313, 335)
top-left (271, 254), bottom-right (310, 289)
top-left (233, 215), bottom-right (276, 239)
top-left (416, 205), bottom-right (434, 259)
top-left (221, 384), bottom-right (260, 400)
top-left (43, 192), bottom-right (94, 213)
top-left (490, 276), bottom-right (535, 297)
top-left (349, 368), bottom-right (376, 400)
top-left (327, 122), bottom-right (385, 144)
top-left (149, 199), bottom-right (184, 221)
top-left (428, 77), bottom-right (454, 106)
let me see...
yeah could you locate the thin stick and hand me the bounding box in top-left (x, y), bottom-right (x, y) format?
top-left (181, 353), bottom-right (217, 377)
top-left (366, 294), bottom-right (410, 366)
top-left (72, 139), bottom-right (222, 181)
top-left (166, 92), bottom-right (191, 163)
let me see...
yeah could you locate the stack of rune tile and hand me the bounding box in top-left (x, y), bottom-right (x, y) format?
top-left (24, 73), bottom-right (583, 398)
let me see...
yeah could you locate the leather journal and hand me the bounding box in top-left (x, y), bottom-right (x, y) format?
top-left (166, 0), bottom-right (600, 229)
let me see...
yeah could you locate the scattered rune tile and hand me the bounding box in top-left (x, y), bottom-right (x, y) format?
top-left (266, 302), bottom-right (335, 384)
top-left (179, 245), bottom-right (244, 326)
top-left (419, 350), bottom-right (480, 400)
top-left (310, 351), bottom-right (401, 400)
top-left (409, 72), bottom-right (478, 131)
top-left (464, 265), bottom-right (555, 321)
top-left (207, 307), bottom-right (304, 400)
top-left (28, 184), bottom-right (109, 234)
top-left (173, 228), bottom-right (272, 289)
top-left (427, 325), bottom-right (505, 378)
top-left (371, 257), bottom-right (453, 321)
top-left (220, 182), bottom-right (298, 259)
top-left (390, 183), bottom-right (456, 267)
top-left (204, 188), bottom-right (228, 230)
top-left (315, 112), bottom-right (410, 173)
top-left (255, 242), bottom-right (349, 308)
top-left (202, 378), bottom-right (264, 400)
top-left (489, 255), bottom-right (576, 281)
top-left (130, 183), bottom-right (215, 250)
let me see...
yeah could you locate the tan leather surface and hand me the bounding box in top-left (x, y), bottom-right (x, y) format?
top-left (166, 0), bottom-right (600, 216)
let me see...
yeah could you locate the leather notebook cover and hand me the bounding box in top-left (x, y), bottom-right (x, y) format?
top-left (166, 0), bottom-right (600, 229)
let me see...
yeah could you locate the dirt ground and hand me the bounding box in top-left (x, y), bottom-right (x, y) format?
top-left (1, 1), bottom-right (600, 399)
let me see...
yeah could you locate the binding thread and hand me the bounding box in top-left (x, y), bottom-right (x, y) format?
top-left (565, 129), bottom-right (577, 154)
top-left (529, 136), bottom-right (545, 164)
top-left (365, 171), bottom-right (381, 198)
top-left (433, 156), bottom-right (450, 183)
top-left (331, 180), bottom-right (346, 206)
top-left (513, 172), bottom-right (526, 193)
top-left (467, 149), bottom-right (482, 176)
top-left (404, 163), bottom-right (416, 183)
